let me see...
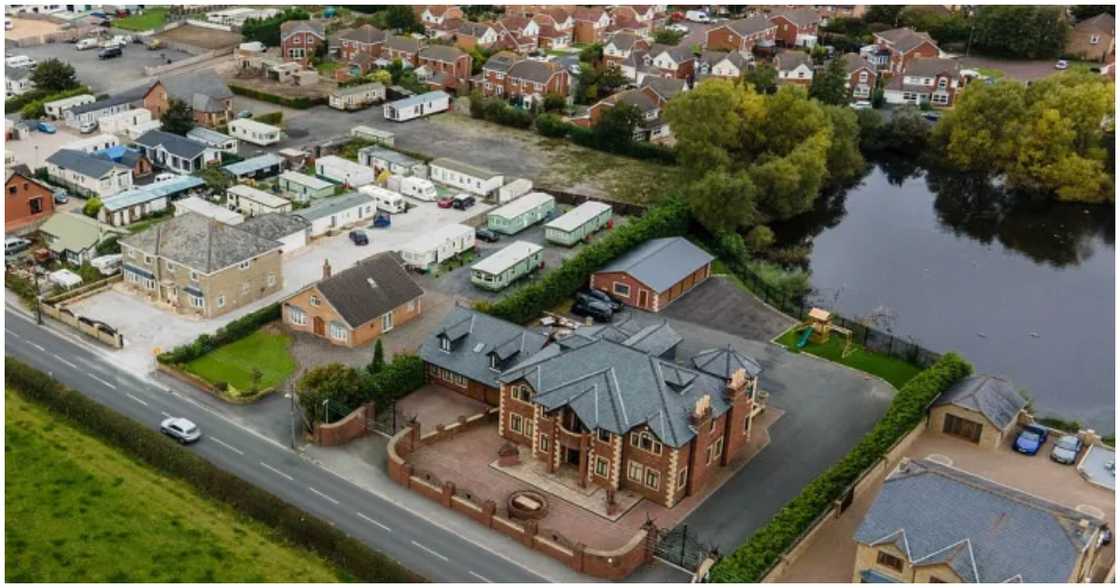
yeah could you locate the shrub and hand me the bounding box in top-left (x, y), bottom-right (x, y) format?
top-left (253, 111), bottom-right (283, 126)
top-left (298, 355), bottom-right (425, 423)
top-left (535, 113), bottom-right (570, 138)
top-left (744, 225), bottom-right (775, 253)
top-left (228, 85), bottom-right (326, 109)
top-left (710, 353), bottom-right (973, 582)
top-left (469, 93), bottom-right (534, 129)
top-left (157, 303), bottom-right (281, 365)
top-left (477, 198), bottom-right (692, 324)
top-left (1037, 417), bottom-right (1082, 433)
top-left (82, 197), bottom-right (102, 218)
top-left (5, 358), bottom-right (420, 583)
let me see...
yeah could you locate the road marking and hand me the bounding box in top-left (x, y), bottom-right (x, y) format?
top-left (27, 341), bottom-right (45, 352)
top-left (5, 329), bottom-right (19, 337)
top-left (260, 462), bottom-right (294, 481)
top-left (209, 436), bottom-right (245, 456)
top-left (411, 540), bottom-right (449, 562)
top-left (52, 354), bottom-right (78, 369)
top-left (469, 571), bottom-right (492, 583)
top-left (125, 393), bottom-right (148, 407)
top-left (355, 511), bottom-right (391, 532)
top-left (160, 411), bottom-right (172, 418)
top-left (90, 375), bottom-right (116, 389)
top-left (308, 487), bottom-right (339, 505)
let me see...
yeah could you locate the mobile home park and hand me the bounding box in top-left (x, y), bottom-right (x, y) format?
top-left (429, 158), bottom-right (504, 198)
top-left (397, 223), bottom-right (475, 271)
top-left (486, 192), bottom-right (555, 235)
top-left (544, 201), bottom-right (613, 246)
top-left (471, 241), bottom-right (544, 291)
top-left (383, 91), bottom-right (450, 122)
top-left (315, 155), bottom-right (375, 188)
top-left (228, 118), bottom-right (283, 146)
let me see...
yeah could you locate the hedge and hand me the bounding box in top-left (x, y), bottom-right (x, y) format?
top-left (5, 358), bottom-right (422, 582)
top-left (710, 352), bottom-right (973, 582)
top-left (253, 111), bottom-right (284, 126)
top-left (476, 198), bottom-right (692, 324)
top-left (229, 84), bottom-right (326, 109)
top-left (157, 303), bottom-right (281, 365)
top-left (299, 355), bottom-right (426, 423)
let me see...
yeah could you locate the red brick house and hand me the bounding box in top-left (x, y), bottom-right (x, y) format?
top-left (697, 50), bottom-right (750, 81)
top-left (455, 21), bottom-right (501, 51)
top-left (497, 332), bottom-right (762, 509)
top-left (280, 20), bottom-right (326, 67)
top-left (645, 43), bottom-right (695, 80)
top-left (418, 5), bottom-right (464, 28)
top-left (418, 45), bottom-right (472, 91)
top-left (531, 11), bottom-right (573, 49)
top-left (475, 52), bottom-right (569, 105)
top-left (5, 168), bottom-right (55, 233)
top-left (572, 87), bottom-right (673, 142)
top-left (383, 35), bottom-right (423, 66)
top-left (572, 6), bottom-right (611, 44)
top-left (142, 71), bottom-right (234, 128)
top-left (769, 8), bottom-right (821, 48)
top-left (869, 27), bottom-right (940, 74)
top-left (337, 24), bottom-right (386, 62)
top-left (1067, 12), bottom-right (1115, 62)
top-left (498, 14), bottom-right (540, 52)
top-left (840, 52), bottom-right (877, 100)
top-left (603, 31), bottom-right (651, 68)
top-left (705, 15), bottom-right (777, 54)
top-left (883, 57), bottom-right (964, 108)
top-left (611, 5), bottom-right (658, 27)
top-left (591, 237), bottom-right (713, 312)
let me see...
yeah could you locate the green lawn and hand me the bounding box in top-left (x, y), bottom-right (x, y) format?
top-left (315, 60), bottom-right (344, 76)
top-left (4, 389), bottom-right (342, 582)
top-left (976, 66), bottom-right (1005, 79)
top-left (112, 7), bottom-right (168, 31)
top-left (775, 327), bottom-right (922, 390)
top-left (184, 329), bottom-right (296, 394)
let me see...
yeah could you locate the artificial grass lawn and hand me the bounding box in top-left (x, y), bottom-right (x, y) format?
top-left (184, 329), bottom-right (296, 393)
top-left (112, 7), bottom-right (168, 31)
top-left (4, 389), bottom-right (342, 582)
top-left (776, 327), bottom-right (923, 390)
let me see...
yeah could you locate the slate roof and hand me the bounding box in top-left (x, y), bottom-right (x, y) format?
top-left (640, 76), bottom-right (687, 101)
top-left (692, 345), bottom-right (762, 380)
top-left (771, 8), bottom-right (821, 28)
top-left (775, 50), bottom-right (813, 71)
top-left (186, 126), bottom-right (236, 147)
top-left (1075, 12), bottom-right (1115, 34)
top-left (607, 31), bottom-right (643, 52)
top-left (932, 374), bottom-right (1026, 430)
top-left (840, 52), bottom-right (875, 74)
top-left (419, 306), bottom-right (550, 389)
top-left (507, 59), bottom-right (562, 83)
top-left (134, 130), bottom-right (210, 160)
top-left (302, 252), bottom-right (423, 329)
top-left (649, 42), bottom-right (694, 64)
top-left (420, 44), bottom-right (465, 63)
top-left (386, 35), bottom-right (422, 53)
top-left (458, 21), bottom-right (496, 38)
top-left (46, 149), bottom-right (128, 179)
top-left (597, 237), bottom-right (713, 293)
top-left (854, 459), bottom-right (1104, 583)
top-left (602, 88), bottom-right (659, 114)
top-left (238, 212), bottom-right (310, 241)
top-left (875, 27), bottom-right (937, 53)
top-left (724, 15), bottom-right (776, 37)
top-left (699, 50), bottom-right (749, 70)
top-left (560, 317), bottom-right (683, 359)
top-left (280, 19), bottom-right (325, 39)
top-left (292, 191), bottom-right (374, 223)
top-left (500, 336), bottom-right (730, 447)
top-left (904, 57), bottom-right (960, 78)
top-left (483, 51), bottom-right (520, 74)
top-left (101, 175), bottom-right (205, 212)
top-left (121, 212), bottom-right (282, 273)
top-left (153, 70), bottom-right (233, 113)
top-left (338, 24), bottom-right (386, 44)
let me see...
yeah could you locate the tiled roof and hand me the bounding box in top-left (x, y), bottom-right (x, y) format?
top-left (307, 252), bottom-right (423, 329)
top-left (640, 76), bottom-right (687, 101)
top-left (771, 8), bottom-right (821, 28)
top-left (46, 149), bottom-right (128, 178)
top-left (152, 69), bottom-right (232, 113)
top-left (338, 24), bottom-right (386, 44)
top-left (134, 130), bottom-right (210, 160)
top-left (932, 374), bottom-right (1025, 430)
top-left (280, 19), bottom-right (325, 39)
top-left (875, 27), bottom-right (937, 53)
top-left (507, 59), bottom-right (561, 83)
top-left (484, 51), bottom-right (521, 73)
top-left (607, 31), bottom-right (643, 51)
top-left (692, 345), bottom-right (762, 380)
top-left (724, 15), bottom-right (776, 37)
top-left (419, 306), bottom-right (550, 389)
top-left (237, 212), bottom-right (309, 241)
top-left (1075, 12), bottom-right (1115, 34)
top-left (121, 212), bottom-right (282, 273)
top-left (775, 50), bottom-right (813, 71)
top-left (597, 237), bottom-right (713, 292)
top-left (386, 35), bottom-right (422, 53)
top-left (419, 44), bottom-right (465, 63)
top-left (840, 52), bottom-right (875, 74)
top-left (904, 57), bottom-right (960, 78)
top-left (649, 42), bottom-right (694, 64)
top-left (560, 317), bottom-right (682, 359)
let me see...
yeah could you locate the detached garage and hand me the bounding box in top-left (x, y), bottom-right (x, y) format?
top-left (238, 213), bottom-right (310, 254)
top-left (591, 237), bottom-right (713, 313)
top-left (930, 374), bottom-right (1026, 449)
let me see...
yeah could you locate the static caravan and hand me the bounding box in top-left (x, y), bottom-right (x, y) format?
top-left (359, 185), bottom-right (407, 214)
top-left (486, 192), bottom-right (555, 235)
top-left (387, 175), bottom-right (438, 201)
top-left (397, 223), bottom-right (475, 272)
top-left (64, 133), bottom-right (120, 154)
top-left (291, 192), bottom-right (377, 237)
top-left (329, 82), bottom-right (386, 111)
top-left (97, 109), bottom-right (151, 134)
top-left (471, 241), bottom-right (544, 291)
top-left (383, 91), bottom-right (450, 122)
top-left (124, 120), bottom-right (162, 140)
top-left (428, 157), bottom-right (504, 198)
top-left (227, 184), bottom-right (293, 217)
top-left (228, 118), bottom-right (282, 146)
top-left (187, 127), bottom-right (239, 154)
top-left (498, 178), bottom-right (533, 204)
top-left (44, 94), bottom-right (95, 120)
top-left (315, 155), bottom-right (375, 188)
top-left (98, 175), bottom-right (205, 227)
top-left (277, 170), bottom-right (335, 202)
top-left (358, 145), bottom-right (426, 177)
top-left (544, 201), bottom-right (613, 246)
top-left (350, 126), bottom-right (395, 147)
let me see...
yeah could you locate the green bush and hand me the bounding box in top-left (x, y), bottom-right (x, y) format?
top-left (710, 353), bottom-right (973, 582)
top-left (704, 230), bottom-right (811, 305)
top-left (5, 358), bottom-right (420, 583)
top-left (535, 113), bottom-right (570, 138)
top-left (12, 85), bottom-right (92, 120)
top-left (476, 199), bottom-right (692, 324)
top-left (253, 111), bottom-right (284, 126)
top-left (298, 355), bottom-right (425, 423)
top-left (468, 92), bottom-right (534, 129)
top-left (157, 303), bottom-right (281, 365)
top-left (228, 85), bottom-right (326, 109)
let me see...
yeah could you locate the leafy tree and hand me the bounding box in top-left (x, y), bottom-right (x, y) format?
top-left (370, 69), bottom-right (392, 85)
top-left (882, 105), bottom-right (931, 156)
top-left (653, 28), bottom-right (685, 45)
top-left (685, 169), bottom-right (758, 233)
top-left (83, 197), bottom-right (102, 218)
top-left (542, 92), bottom-right (566, 113)
top-left (241, 8), bottom-right (310, 47)
top-left (1071, 5), bottom-right (1115, 20)
top-left (744, 225), bottom-right (775, 253)
top-left (864, 5), bottom-right (904, 26)
top-left (249, 368), bottom-right (263, 393)
top-left (898, 7), bottom-right (973, 46)
top-left (593, 102), bottom-right (641, 152)
top-left (368, 340), bottom-right (385, 375)
top-left (972, 5), bottom-right (1070, 59)
top-left (160, 98), bottom-right (194, 135)
top-left (198, 167), bottom-right (232, 193)
top-left (30, 59), bottom-right (78, 94)
top-left (821, 105), bottom-right (865, 186)
top-left (854, 108), bottom-right (886, 151)
top-left (96, 235), bottom-right (121, 256)
top-left (743, 63), bottom-right (778, 95)
top-left (809, 57), bottom-right (850, 106)
top-left (385, 5), bottom-right (422, 33)
top-left (579, 43), bottom-right (603, 65)
top-left (297, 363), bottom-right (363, 420)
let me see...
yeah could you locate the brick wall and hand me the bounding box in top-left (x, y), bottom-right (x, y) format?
top-left (5, 173), bottom-right (55, 233)
top-left (313, 402), bottom-right (374, 446)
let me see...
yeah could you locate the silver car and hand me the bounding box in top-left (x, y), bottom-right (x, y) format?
top-left (1050, 434), bottom-right (1083, 465)
top-left (160, 417), bottom-right (201, 444)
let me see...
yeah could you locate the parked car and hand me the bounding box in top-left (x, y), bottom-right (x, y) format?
top-left (5, 237), bottom-right (32, 257)
top-left (475, 227), bottom-right (500, 243)
top-left (145, 38), bottom-right (163, 50)
top-left (36, 121), bottom-right (56, 134)
top-left (571, 294), bottom-right (613, 323)
top-left (1050, 434), bottom-right (1083, 464)
top-left (452, 193), bottom-right (475, 210)
top-left (349, 230), bottom-right (369, 246)
top-left (76, 37), bottom-right (100, 50)
top-left (1014, 424), bottom-right (1048, 455)
top-left (850, 100), bottom-right (873, 110)
top-left (922, 111), bottom-right (941, 122)
top-left (98, 46), bottom-right (122, 60)
top-left (437, 197), bottom-right (454, 209)
top-left (79, 120), bottom-right (98, 134)
top-left (160, 417), bottom-right (201, 444)
top-left (236, 110), bottom-right (253, 119)
top-left (578, 288), bottom-right (623, 312)
top-left (53, 189), bottom-right (68, 204)
top-left (667, 23), bottom-right (689, 34)
top-left (1055, 60), bottom-right (1069, 70)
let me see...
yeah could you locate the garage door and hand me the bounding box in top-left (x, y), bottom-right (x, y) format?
top-left (943, 413), bottom-right (983, 443)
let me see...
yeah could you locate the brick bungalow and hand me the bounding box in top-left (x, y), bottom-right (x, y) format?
top-left (705, 15), bottom-right (777, 54)
top-left (142, 70), bottom-right (234, 128)
top-left (5, 166), bottom-right (55, 233)
top-left (769, 8), bottom-right (821, 48)
top-left (591, 237), bottom-right (713, 312)
top-left (868, 27), bottom-right (939, 74)
top-left (280, 20), bottom-right (326, 67)
top-left (283, 254), bottom-right (423, 348)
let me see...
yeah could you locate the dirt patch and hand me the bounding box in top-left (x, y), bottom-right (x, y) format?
top-left (227, 71), bottom-right (335, 99)
top-left (6, 18), bottom-right (61, 40)
top-left (155, 24), bottom-right (241, 51)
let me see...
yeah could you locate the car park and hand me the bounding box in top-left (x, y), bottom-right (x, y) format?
top-left (475, 227), bottom-right (500, 243)
top-left (160, 417), bottom-right (201, 444)
top-left (571, 293), bottom-right (613, 323)
top-left (578, 287), bottom-right (623, 312)
top-left (1013, 424), bottom-right (1048, 455)
top-left (349, 230), bottom-right (369, 246)
top-left (1050, 434), bottom-right (1083, 464)
top-left (76, 37), bottom-right (100, 51)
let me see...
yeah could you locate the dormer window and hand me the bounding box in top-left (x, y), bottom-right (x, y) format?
top-left (511, 385), bottom-right (532, 403)
top-left (439, 335), bottom-right (451, 352)
top-left (488, 354), bottom-right (499, 371)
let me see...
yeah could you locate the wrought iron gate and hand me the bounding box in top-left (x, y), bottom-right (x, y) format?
top-left (654, 524), bottom-right (716, 573)
top-left (370, 402), bottom-right (409, 436)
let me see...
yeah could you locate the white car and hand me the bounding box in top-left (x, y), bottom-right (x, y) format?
top-left (667, 23), bottom-right (689, 34)
top-left (850, 101), bottom-right (873, 110)
top-left (160, 417), bottom-right (202, 444)
top-left (79, 120), bottom-right (98, 134)
top-left (1055, 60), bottom-right (1069, 70)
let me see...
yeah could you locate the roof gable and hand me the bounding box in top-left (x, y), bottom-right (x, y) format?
top-left (932, 374), bottom-right (1025, 430)
top-left (310, 253), bottom-right (423, 328)
top-left (597, 237), bottom-right (714, 292)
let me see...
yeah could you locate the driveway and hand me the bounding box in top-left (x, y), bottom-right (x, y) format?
top-left (6, 124), bottom-right (89, 171)
top-left (956, 55), bottom-right (1067, 82)
top-left (661, 277), bottom-right (797, 342)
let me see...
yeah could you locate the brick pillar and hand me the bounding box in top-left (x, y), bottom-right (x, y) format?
top-left (441, 481), bottom-right (455, 507)
top-left (483, 499), bottom-right (496, 526)
top-left (572, 542), bottom-right (586, 573)
top-left (578, 433), bottom-right (590, 488)
top-left (523, 520), bottom-right (538, 547)
top-left (723, 368), bottom-right (751, 466)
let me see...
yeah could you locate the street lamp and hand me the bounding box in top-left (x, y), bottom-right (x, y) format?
top-left (33, 266), bottom-right (42, 325)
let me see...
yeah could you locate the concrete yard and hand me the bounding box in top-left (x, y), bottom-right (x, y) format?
top-left (12, 42), bottom-right (193, 95)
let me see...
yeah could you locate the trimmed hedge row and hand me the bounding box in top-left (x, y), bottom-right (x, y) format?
top-left (157, 303), bottom-right (281, 365)
top-left (710, 352), bottom-right (974, 582)
top-left (298, 355), bottom-right (427, 424)
top-left (5, 358), bottom-right (422, 583)
top-left (229, 84), bottom-right (326, 109)
top-left (476, 198), bottom-right (692, 324)
top-left (366, 354), bottom-right (426, 409)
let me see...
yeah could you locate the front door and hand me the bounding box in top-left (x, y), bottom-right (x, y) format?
top-left (565, 447), bottom-right (580, 466)
top-left (638, 289), bottom-right (649, 308)
top-left (313, 316), bottom-right (325, 336)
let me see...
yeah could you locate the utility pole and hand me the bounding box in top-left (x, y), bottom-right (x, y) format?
top-left (33, 267), bottom-right (42, 325)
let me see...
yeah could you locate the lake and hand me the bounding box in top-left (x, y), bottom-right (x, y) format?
top-left (775, 160), bottom-right (1115, 434)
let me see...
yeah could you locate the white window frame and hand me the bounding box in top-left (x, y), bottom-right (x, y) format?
top-left (613, 282), bottom-right (630, 297)
top-left (627, 460), bottom-right (643, 482)
top-left (329, 322), bottom-right (348, 341)
top-left (644, 468), bottom-right (660, 490)
top-left (289, 306), bottom-right (306, 326)
top-left (216, 294), bottom-right (225, 308)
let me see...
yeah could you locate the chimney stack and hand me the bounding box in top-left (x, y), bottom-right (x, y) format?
top-left (322, 259), bottom-right (332, 280)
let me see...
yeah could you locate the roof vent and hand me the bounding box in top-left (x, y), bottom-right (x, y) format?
top-left (367, 277), bottom-right (377, 288)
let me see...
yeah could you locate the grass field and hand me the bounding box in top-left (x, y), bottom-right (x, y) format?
top-left (184, 329), bottom-right (295, 393)
top-left (112, 7), bottom-right (168, 31)
top-left (4, 389), bottom-right (342, 582)
top-left (776, 327), bottom-right (923, 390)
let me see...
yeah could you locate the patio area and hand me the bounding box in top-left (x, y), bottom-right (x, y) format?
top-left (397, 384), bottom-right (489, 428)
